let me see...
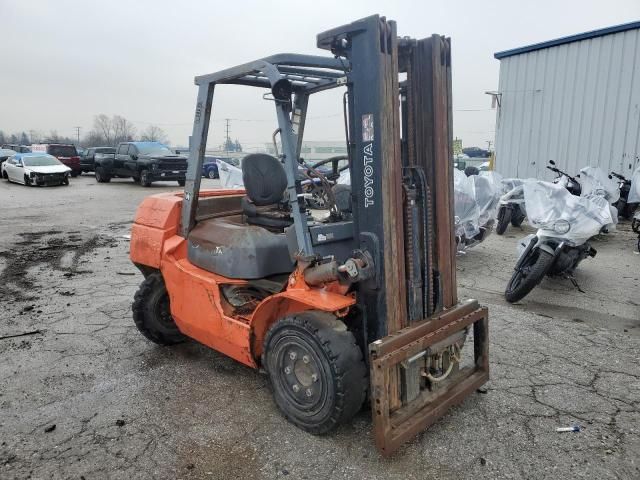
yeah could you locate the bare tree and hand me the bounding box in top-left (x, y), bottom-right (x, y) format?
top-left (112, 115), bottom-right (136, 144)
top-left (48, 130), bottom-right (62, 142)
top-left (86, 114), bottom-right (136, 146)
top-left (140, 125), bottom-right (168, 144)
top-left (93, 114), bottom-right (114, 145)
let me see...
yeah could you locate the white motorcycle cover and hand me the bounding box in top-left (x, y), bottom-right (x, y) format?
top-left (475, 171), bottom-right (503, 227)
top-left (628, 165), bottom-right (640, 204)
top-left (501, 177), bottom-right (524, 194)
top-left (579, 166), bottom-right (620, 204)
top-left (454, 169), bottom-right (480, 238)
top-left (217, 159), bottom-right (244, 188)
top-left (499, 178), bottom-right (526, 210)
top-left (523, 180), bottom-right (616, 245)
top-left (453, 170), bottom-right (502, 239)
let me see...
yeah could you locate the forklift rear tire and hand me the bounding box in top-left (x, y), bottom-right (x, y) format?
top-left (263, 311), bottom-right (367, 435)
top-left (132, 273), bottom-right (186, 345)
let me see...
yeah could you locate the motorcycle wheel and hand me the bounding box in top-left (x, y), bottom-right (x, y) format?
top-left (632, 215), bottom-right (640, 234)
top-left (616, 199), bottom-right (628, 220)
top-left (505, 249), bottom-right (554, 303)
top-left (621, 201), bottom-right (636, 221)
top-left (511, 208), bottom-right (526, 227)
top-left (496, 207), bottom-right (512, 235)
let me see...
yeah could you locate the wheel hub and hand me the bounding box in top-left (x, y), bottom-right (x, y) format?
top-left (281, 345), bottom-right (321, 404)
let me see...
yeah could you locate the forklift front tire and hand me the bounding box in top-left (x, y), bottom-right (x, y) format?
top-left (132, 273), bottom-right (186, 345)
top-left (263, 311), bottom-right (367, 435)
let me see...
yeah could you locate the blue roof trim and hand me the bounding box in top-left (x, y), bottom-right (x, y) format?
top-left (495, 20), bottom-right (640, 59)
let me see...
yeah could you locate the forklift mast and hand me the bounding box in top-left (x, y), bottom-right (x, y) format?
top-left (180, 14), bottom-right (488, 456)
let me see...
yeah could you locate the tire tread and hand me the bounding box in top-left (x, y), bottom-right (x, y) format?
top-left (132, 272), bottom-right (185, 345)
top-left (263, 311), bottom-right (367, 435)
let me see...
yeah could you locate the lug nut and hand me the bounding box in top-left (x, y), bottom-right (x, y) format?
top-left (311, 373), bottom-right (318, 382)
top-left (302, 355), bottom-right (310, 364)
top-left (292, 384), bottom-right (300, 392)
top-left (284, 366), bottom-right (292, 374)
top-left (306, 389), bottom-right (313, 397)
top-left (289, 351), bottom-right (297, 360)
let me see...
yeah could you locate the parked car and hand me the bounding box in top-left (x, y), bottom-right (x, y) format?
top-left (1, 153), bottom-right (71, 186)
top-left (30, 144), bottom-right (81, 177)
top-left (463, 147), bottom-right (490, 158)
top-left (203, 156), bottom-right (225, 178)
top-left (0, 148), bottom-right (17, 169)
top-left (80, 146), bottom-right (116, 173)
top-left (1, 144), bottom-right (31, 153)
top-left (95, 141), bottom-right (187, 187)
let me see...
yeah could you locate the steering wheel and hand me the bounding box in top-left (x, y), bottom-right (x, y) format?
top-left (299, 155), bottom-right (350, 212)
top-left (308, 155), bottom-right (349, 181)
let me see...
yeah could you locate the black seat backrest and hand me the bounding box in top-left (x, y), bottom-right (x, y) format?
top-left (242, 154), bottom-right (287, 206)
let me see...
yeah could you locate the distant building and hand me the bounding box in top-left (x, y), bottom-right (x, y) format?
top-left (493, 21), bottom-right (640, 179)
top-left (265, 141), bottom-right (347, 163)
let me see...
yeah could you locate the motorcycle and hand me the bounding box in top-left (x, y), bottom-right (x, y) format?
top-left (496, 178), bottom-right (526, 235)
top-left (627, 165), bottom-right (640, 225)
top-left (454, 169), bottom-right (502, 252)
top-left (547, 159), bottom-right (582, 196)
top-left (610, 171), bottom-right (635, 220)
top-left (505, 167), bottom-right (618, 303)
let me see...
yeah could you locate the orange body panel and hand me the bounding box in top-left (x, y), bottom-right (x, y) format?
top-left (130, 191), bottom-right (356, 368)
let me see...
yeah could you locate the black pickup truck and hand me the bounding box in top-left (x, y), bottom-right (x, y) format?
top-left (80, 146), bottom-right (116, 173)
top-left (95, 141), bottom-right (187, 187)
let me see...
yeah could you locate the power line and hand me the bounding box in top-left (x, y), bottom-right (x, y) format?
top-left (73, 126), bottom-right (81, 144)
top-left (224, 118), bottom-right (231, 153)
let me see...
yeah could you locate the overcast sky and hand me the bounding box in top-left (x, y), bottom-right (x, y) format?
top-left (1, 0), bottom-right (639, 150)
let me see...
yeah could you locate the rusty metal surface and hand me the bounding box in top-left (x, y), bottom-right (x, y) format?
top-left (380, 19), bottom-right (408, 335)
top-left (407, 36), bottom-right (457, 311)
top-left (369, 304), bottom-right (489, 457)
top-left (377, 18), bottom-right (407, 413)
top-left (370, 299), bottom-right (479, 357)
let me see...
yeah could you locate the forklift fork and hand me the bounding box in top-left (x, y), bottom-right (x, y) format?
top-left (369, 301), bottom-right (489, 456)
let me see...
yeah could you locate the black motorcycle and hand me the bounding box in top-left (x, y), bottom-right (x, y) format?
top-left (496, 179), bottom-right (526, 235)
top-left (547, 160), bottom-right (582, 196)
top-left (610, 171), bottom-right (636, 220)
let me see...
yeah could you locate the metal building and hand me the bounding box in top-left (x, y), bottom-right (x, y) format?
top-left (493, 21), bottom-right (640, 179)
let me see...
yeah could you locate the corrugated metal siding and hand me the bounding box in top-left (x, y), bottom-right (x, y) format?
top-left (495, 28), bottom-right (640, 180)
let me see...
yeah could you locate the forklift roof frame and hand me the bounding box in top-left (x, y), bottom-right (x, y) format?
top-left (181, 53), bottom-right (352, 256)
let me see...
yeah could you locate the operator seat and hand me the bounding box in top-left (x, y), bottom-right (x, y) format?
top-left (186, 153), bottom-right (295, 279)
top-left (241, 154), bottom-right (293, 230)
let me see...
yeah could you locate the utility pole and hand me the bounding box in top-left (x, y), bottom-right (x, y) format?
top-left (224, 118), bottom-right (231, 153)
top-left (74, 126), bottom-right (82, 145)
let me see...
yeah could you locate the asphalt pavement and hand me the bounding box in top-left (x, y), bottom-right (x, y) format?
top-left (0, 174), bottom-right (638, 479)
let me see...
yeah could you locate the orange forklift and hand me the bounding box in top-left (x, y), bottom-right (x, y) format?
top-left (129, 15), bottom-right (489, 455)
